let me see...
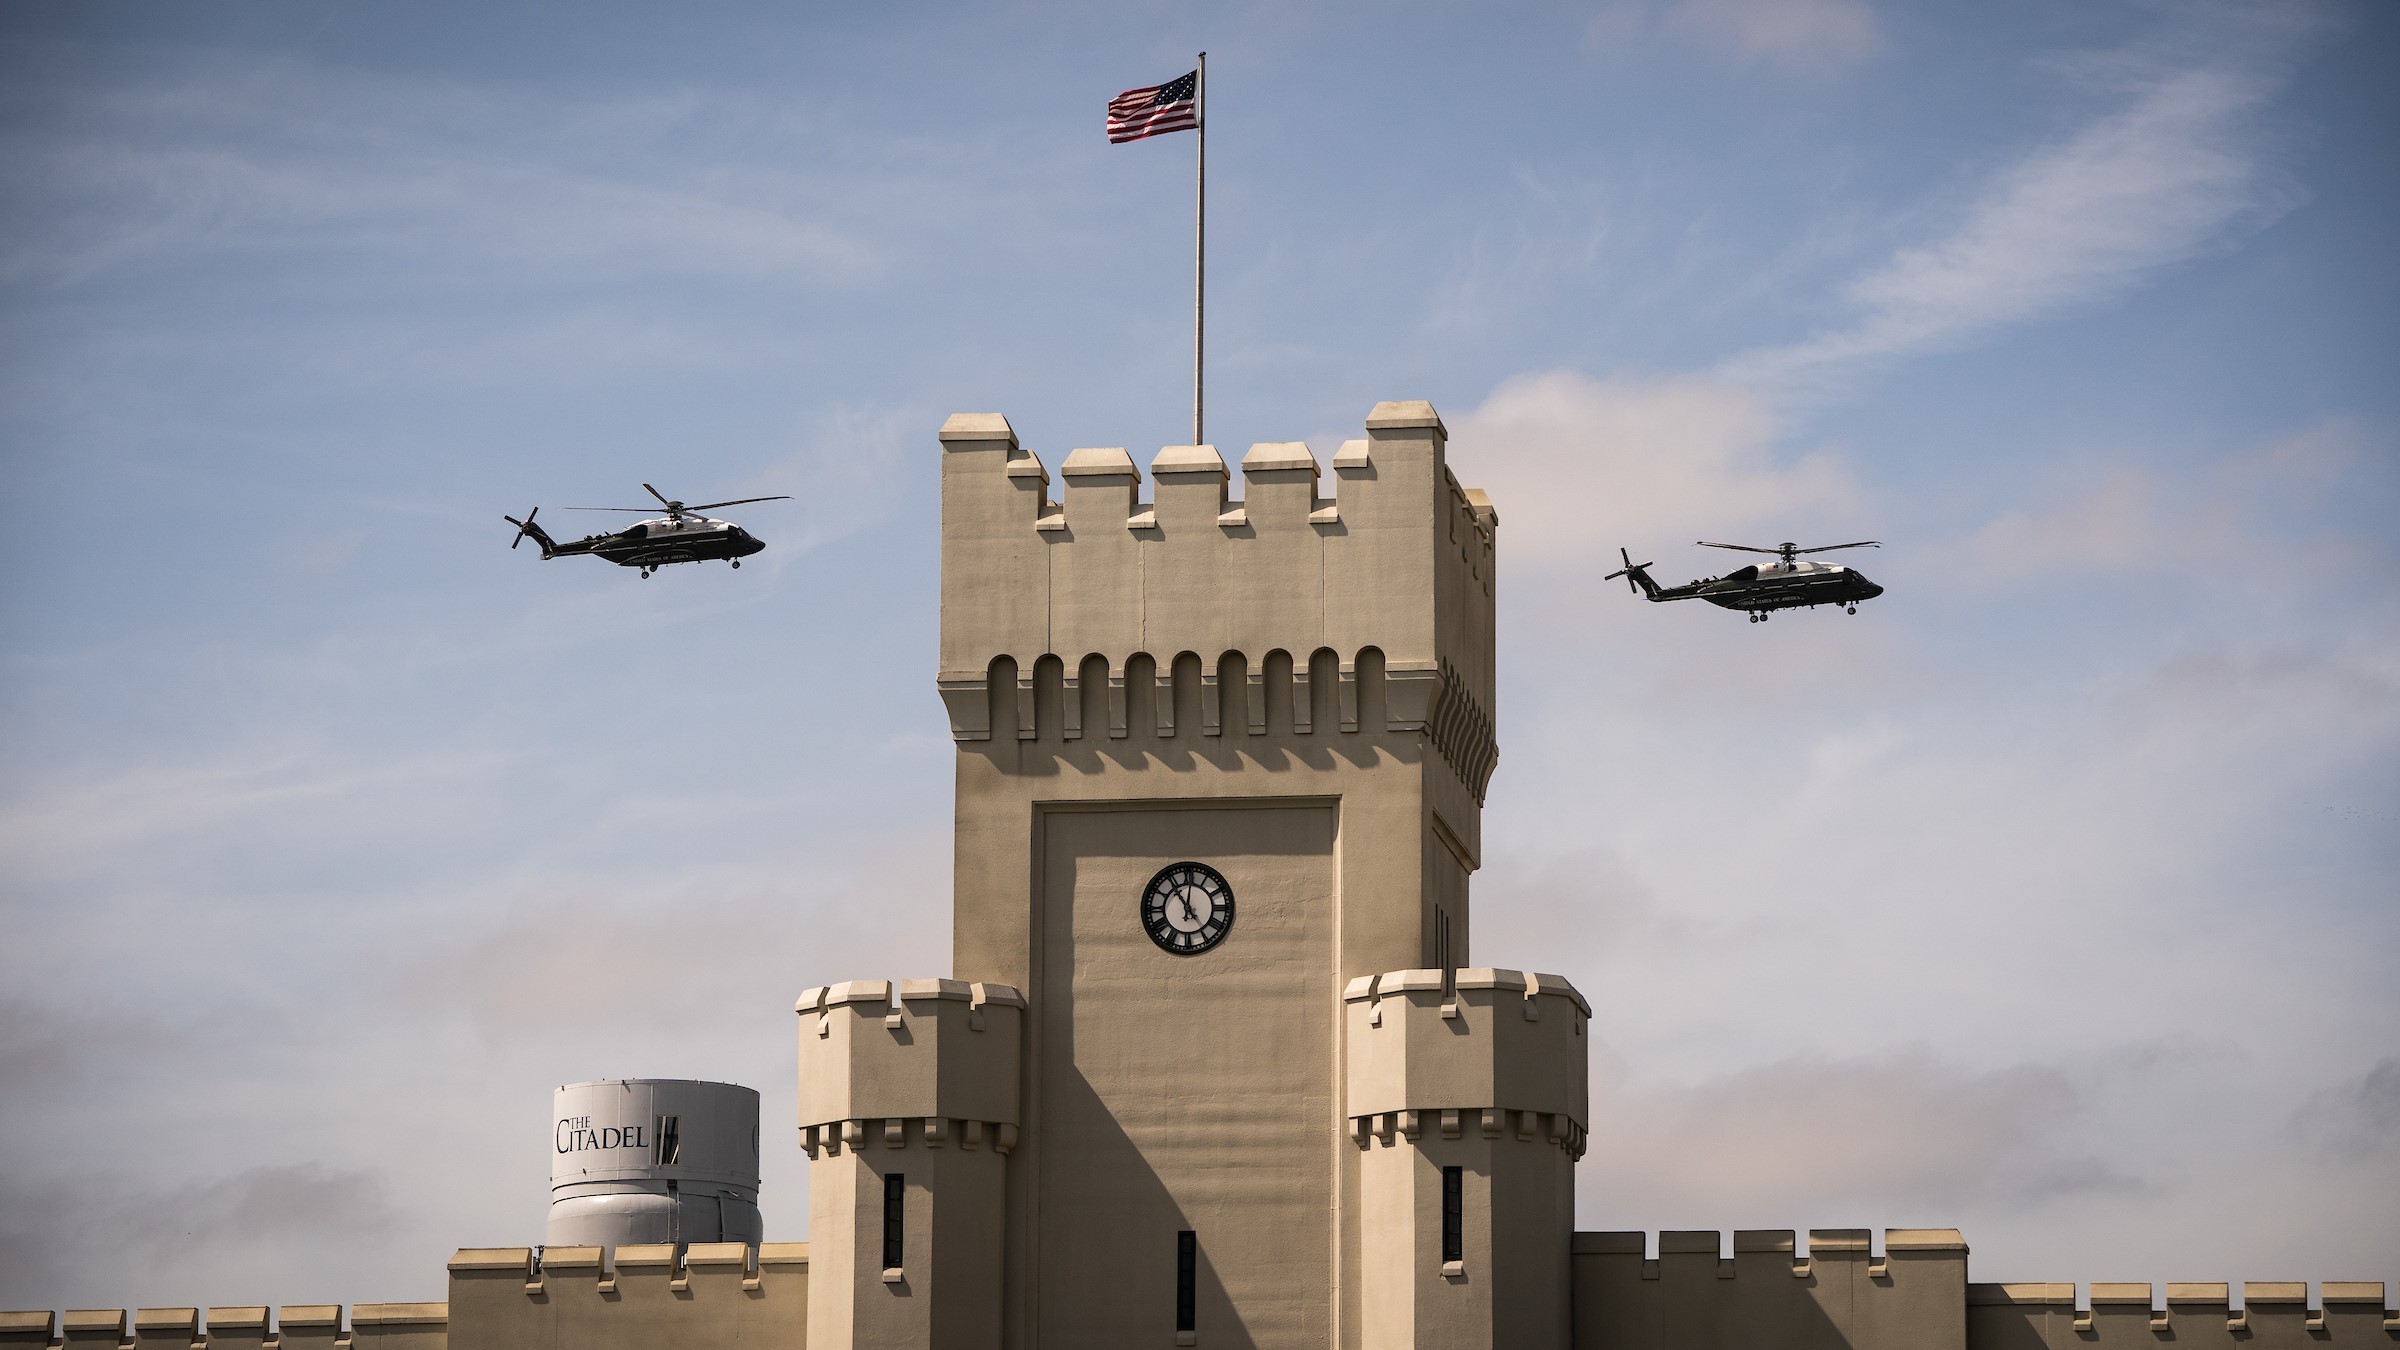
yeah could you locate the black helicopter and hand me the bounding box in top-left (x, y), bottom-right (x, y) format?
top-left (504, 484), bottom-right (790, 578)
top-left (1605, 540), bottom-right (1884, 622)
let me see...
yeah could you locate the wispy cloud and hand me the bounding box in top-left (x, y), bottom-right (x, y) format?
top-left (2288, 1059), bottom-right (2400, 1164)
top-left (0, 51), bottom-right (913, 291)
top-left (1724, 24), bottom-right (2308, 394)
top-left (0, 131), bottom-right (878, 291)
top-left (0, 747), bottom-right (509, 887)
top-left (0, 1163), bottom-right (397, 1309)
top-left (0, 1000), bottom-right (191, 1094)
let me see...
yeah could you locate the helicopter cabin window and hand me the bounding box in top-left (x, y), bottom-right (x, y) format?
top-left (1725, 565), bottom-right (1758, 581)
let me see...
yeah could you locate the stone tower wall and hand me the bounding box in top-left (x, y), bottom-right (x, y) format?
top-left (932, 401), bottom-right (1504, 1349)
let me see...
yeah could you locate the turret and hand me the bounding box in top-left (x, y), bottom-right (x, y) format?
top-left (1346, 968), bottom-right (1589, 1347)
top-left (794, 979), bottom-right (1023, 1350)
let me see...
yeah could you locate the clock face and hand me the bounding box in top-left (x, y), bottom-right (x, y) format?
top-left (1141, 861), bottom-right (1235, 956)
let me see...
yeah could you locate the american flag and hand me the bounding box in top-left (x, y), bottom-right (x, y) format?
top-left (1107, 70), bottom-right (1199, 144)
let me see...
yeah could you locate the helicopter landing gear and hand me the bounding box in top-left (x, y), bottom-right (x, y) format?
top-left (1846, 604), bottom-right (1857, 615)
top-left (731, 560), bottom-right (741, 569)
top-left (640, 568), bottom-right (652, 579)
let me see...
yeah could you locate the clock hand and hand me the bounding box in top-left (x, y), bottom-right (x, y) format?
top-left (1177, 891), bottom-right (1198, 923)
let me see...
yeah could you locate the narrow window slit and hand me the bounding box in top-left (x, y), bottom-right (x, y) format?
top-left (882, 1173), bottom-right (906, 1271)
top-left (1176, 1229), bottom-right (1197, 1332)
top-left (1441, 1167), bottom-right (1464, 1265)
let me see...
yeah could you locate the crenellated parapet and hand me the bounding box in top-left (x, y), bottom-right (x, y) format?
top-left (0, 1300), bottom-right (450, 1348)
top-left (1573, 1229), bottom-right (1970, 1350)
top-left (794, 978), bottom-right (1023, 1158)
top-left (936, 401), bottom-right (1498, 801)
top-left (1567, 1234), bottom-right (2398, 1350)
top-left (444, 1244), bottom-right (804, 1348)
top-left (1966, 1278), bottom-right (2396, 1347)
top-left (1345, 967), bottom-right (1589, 1156)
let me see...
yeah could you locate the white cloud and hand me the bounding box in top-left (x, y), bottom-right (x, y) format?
top-left (0, 1164), bottom-right (399, 1311)
top-left (387, 825), bottom-right (951, 1038)
top-left (1725, 58), bottom-right (2302, 392)
top-left (1957, 418), bottom-right (2388, 583)
top-left (1583, 1049), bottom-right (2134, 1225)
top-left (1963, 465), bottom-right (2229, 574)
top-left (1454, 370), bottom-right (1858, 566)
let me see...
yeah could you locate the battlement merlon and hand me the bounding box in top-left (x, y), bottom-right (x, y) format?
top-left (935, 401), bottom-right (1496, 730)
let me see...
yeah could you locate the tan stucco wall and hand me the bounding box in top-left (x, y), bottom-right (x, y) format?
top-left (1570, 1229), bottom-right (1968, 1350)
top-left (1028, 803), bottom-right (1338, 1345)
top-left (444, 1243), bottom-right (804, 1350)
top-left (804, 1138), bottom-right (1005, 1350)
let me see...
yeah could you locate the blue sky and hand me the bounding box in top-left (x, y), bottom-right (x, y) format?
top-left (2, 0), bottom-right (2394, 1315)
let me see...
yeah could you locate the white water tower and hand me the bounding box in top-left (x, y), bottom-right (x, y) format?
top-left (546, 1079), bottom-right (761, 1251)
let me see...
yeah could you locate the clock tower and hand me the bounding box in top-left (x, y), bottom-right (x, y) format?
top-left (796, 402), bottom-right (1588, 1350)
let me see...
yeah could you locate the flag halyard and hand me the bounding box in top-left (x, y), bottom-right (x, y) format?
top-left (1107, 70), bottom-right (1199, 143)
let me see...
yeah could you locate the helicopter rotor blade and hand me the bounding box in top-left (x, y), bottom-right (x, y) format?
top-left (1792, 540), bottom-right (1882, 553)
top-left (504, 507), bottom-right (537, 549)
top-left (684, 495), bottom-right (792, 511)
top-left (643, 483), bottom-right (682, 511)
top-left (1695, 540), bottom-right (1782, 554)
top-left (1600, 546), bottom-right (1646, 593)
top-left (562, 506), bottom-right (660, 513)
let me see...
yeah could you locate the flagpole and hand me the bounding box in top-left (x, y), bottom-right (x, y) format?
top-left (1193, 51), bottom-right (1206, 447)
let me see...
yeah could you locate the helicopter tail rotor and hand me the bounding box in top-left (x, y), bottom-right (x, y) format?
top-left (1603, 547), bottom-right (1661, 599)
top-left (503, 507), bottom-right (556, 557)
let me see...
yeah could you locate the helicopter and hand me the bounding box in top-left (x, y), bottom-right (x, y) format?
top-left (503, 484), bottom-right (791, 578)
top-left (1604, 540), bottom-right (1885, 622)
